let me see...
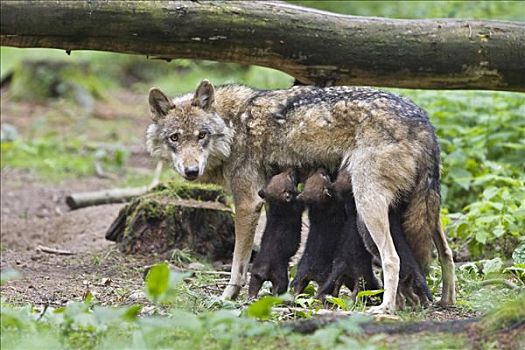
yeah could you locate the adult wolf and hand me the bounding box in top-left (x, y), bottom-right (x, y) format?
top-left (146, 80), bottom-right (456, 313)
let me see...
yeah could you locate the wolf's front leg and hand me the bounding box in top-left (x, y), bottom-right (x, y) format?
top-left (222, 191), bottom-right (264, 300)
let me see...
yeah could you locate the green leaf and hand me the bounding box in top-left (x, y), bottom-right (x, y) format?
top-left (512, 242), bottom-right (525, 265)
top-left (146, 263), bottom-right (170, 301)
top-left (245, 296), bottom-right (283, 320)
top-left (83, 290), bottom-right (94, 304)
top-left (493, 225), bottom-right (506, 238)
top-left (475, 230), bottom-right (488, 244)
top-left (324, 296), bottom-right (347, 310)
top-left (482, 258), bottom-right (503, 275)
top-left (483, 187), bottom-right (499, 200)
top-left (356, 289), bottom-right (384, 298)
top-left (122, 305), bottom-right (142, 321)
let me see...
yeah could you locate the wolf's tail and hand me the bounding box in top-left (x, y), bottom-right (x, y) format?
top-left (402, 141), bottom-right (441, 273)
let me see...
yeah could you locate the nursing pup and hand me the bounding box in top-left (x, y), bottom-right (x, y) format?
top-left (291, 169), bottom-right (346, 294)
top-left (248, 169), bottom-right (304, 298)
top-left (333, 171), bottom-right (433, 307)
top-left (316, 171), bottom-right (381, 301)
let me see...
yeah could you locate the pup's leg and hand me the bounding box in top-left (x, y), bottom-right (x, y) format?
top-left (433, 222), bottom-right (456, 306)
top-left (270, 265), bottom-right (289, 296)
top-left (317, 260), bottom-right (349, 299)
top-left (222, 191), bottom-right (263, 300)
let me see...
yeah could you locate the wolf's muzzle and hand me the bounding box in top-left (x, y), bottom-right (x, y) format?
top-left (184, 166), bottom-right (200, 180)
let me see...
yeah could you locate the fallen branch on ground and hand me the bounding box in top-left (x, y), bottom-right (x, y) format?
top-left (65, 161), bottom-right (163, 210)
top-left (36, 245), bottom-right (75, 256)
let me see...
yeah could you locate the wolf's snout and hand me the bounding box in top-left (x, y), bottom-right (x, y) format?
top-left (184, 166), bottom-right (200, 180)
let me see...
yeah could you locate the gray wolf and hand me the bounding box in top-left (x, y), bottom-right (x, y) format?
top-left (291, 168), bottom-right (347, 294)
top-left (248, 168), bottom-right (304, 298)
top-left (146, 80), bottom-right (456, 313)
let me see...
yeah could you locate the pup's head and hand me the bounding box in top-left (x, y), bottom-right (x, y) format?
top-left (331, 170), bottom-right (353, 198)
top-left (258, 168), bottom-right (300, 204)
top-left (146, 80), bottom-right (233, 181)
top-left (297, 168), bottom-right (334, 203)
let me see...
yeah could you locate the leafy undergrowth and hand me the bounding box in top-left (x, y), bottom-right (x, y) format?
top-left (2, 254), bottom-right (524, 350)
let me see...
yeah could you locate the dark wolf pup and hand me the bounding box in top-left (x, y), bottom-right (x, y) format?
top-left (146, 80), bottom-right (456, 313)
top-left (315, 170), bottom-right (381, 302)
top-left (248, 169), bottom-right (304, 298)
top-left (319, 170), bottom-right (433, 308)
top-left (291, 169), bottom-right (346, 294)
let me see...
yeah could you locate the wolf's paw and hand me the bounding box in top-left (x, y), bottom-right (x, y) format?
top-left (367, 302), bottom-right (396, 315)
top-left (436, 285), bottom-right (456, 308)
top-left (436, 296), bottom-right (456, 308)
top-left (221, 284), bottom-right (241, 300)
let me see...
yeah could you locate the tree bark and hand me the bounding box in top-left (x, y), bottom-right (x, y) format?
top-left (1, 1), bottom-right (524, 91)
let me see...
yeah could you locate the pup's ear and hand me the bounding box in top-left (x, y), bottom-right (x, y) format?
top-left (258, 189), bottom-right (266, 199)
top-left (192, 79), bottom-right (215, 110)
top-left (149, 88), bottom-right (174, 121)
top-left (289, 167), bottom-right (300, 185)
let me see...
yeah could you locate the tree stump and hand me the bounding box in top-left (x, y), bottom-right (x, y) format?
top-left (105, 182), bottom-right (235, 261)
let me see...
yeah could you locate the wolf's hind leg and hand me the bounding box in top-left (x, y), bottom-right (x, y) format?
top-left (222, 195), bottom-right (264, 300)
top-left (352, 186), bottom-right (399, 314)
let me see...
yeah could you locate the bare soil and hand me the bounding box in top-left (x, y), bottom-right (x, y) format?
top-left (0, 168), bottom-right (157, 307)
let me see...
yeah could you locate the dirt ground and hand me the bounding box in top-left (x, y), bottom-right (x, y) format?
top-left (0, 167), bottom-right (157, 307)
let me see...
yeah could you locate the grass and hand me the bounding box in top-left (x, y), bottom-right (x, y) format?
top-left (1, 259), bottom-right (524, 350)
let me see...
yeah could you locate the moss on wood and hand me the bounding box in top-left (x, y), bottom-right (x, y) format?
top-left (106, 181), bottom-right (235, 261)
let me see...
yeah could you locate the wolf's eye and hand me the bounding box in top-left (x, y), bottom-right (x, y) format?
top-left (198, 131), bottom-right (208, 140)
top-left (169, 133), bottom-right (179, 142)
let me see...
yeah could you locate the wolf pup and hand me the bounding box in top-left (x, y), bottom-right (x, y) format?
top-left (248, 169), bottom-right (304, 298)
top-left (316, 171), bottom-right (381, 302)
top-left (320, 170), bottom-right (433, 307)
top-left (146, 80), bottom-right (456, 313)
top-left (290, 169), bottom-right (345, 294)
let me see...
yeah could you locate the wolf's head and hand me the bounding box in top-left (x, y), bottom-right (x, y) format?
top-left (146, 80), bottom-right (234, 181)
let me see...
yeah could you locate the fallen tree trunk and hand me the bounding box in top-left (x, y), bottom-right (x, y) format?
top-left (1, 1), bottom-right (524, 91)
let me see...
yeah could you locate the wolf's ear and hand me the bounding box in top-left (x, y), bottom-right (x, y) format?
top-left (192, 79), bottom-right (215, 110)
top-left (149, 88), bottom-right (174, 121)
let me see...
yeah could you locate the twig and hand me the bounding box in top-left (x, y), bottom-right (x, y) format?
top-left (36, 245), bottom-right (75, 255)
top-left (186, 270), bottom-right (231, 276)
top-left (480, 278), bottom-right (519, 289)
top-left (66, 161), bottom-right (163, 210)
top-left (37, 304), bottom-right (49, 321)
